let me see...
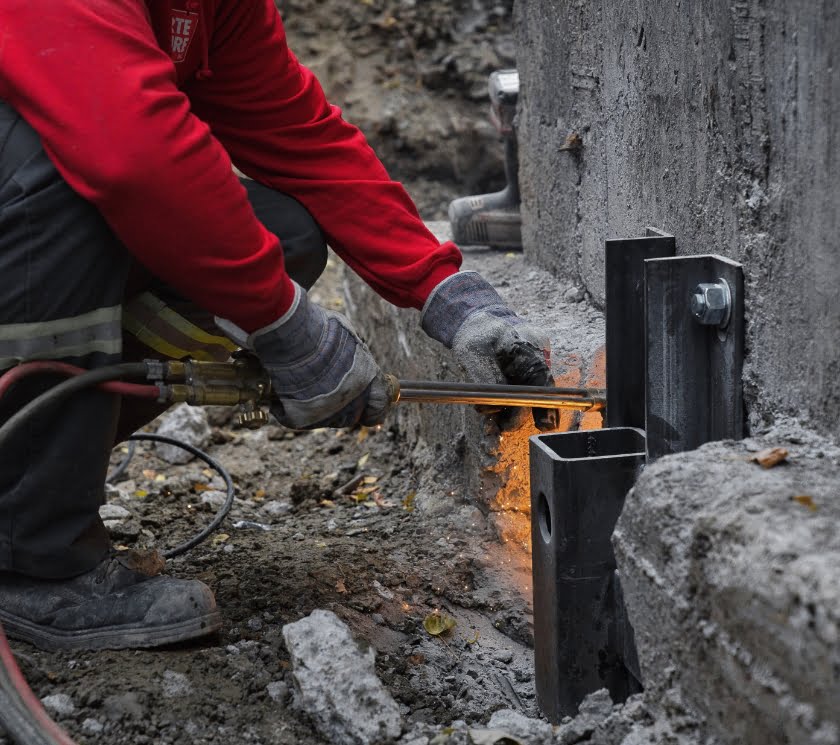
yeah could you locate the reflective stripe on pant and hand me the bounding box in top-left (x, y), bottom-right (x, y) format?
top-left (0, 102), bottom-right (328, 578)
top-left (0, 101), bottom-right (130, 578)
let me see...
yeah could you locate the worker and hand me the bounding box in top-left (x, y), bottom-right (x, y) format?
top-left (0, 0), bottom-right (556, 652)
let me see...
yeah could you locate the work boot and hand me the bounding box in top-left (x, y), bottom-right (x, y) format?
top-left (0, 552), bottom-right (221, 651)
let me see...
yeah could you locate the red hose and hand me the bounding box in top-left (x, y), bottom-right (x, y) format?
top-left (0, 361), bottom-right (160, 401)
top-left (0, 622), bottom-right (79, 745)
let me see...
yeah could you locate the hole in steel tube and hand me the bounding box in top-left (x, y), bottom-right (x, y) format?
top-left (538, 492), bottom-right (552, 544)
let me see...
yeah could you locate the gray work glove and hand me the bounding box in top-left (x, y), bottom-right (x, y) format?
top-left (216, 283), bottom-right (391, 429)
top-left (421, 271), bottom-right (558, 431)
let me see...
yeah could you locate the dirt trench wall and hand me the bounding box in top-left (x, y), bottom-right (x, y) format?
top-left (514, 0), bottom-right (840, 438)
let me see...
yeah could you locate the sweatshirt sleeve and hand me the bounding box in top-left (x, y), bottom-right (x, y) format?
top-left (188, 0), bottom-right (463, 310)
top-left (0, 0), bottom-right (294, 332)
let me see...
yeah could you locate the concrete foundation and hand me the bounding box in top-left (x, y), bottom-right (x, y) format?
top-left (514, 0), bottom-right (840, 439)
top-left (615, 425), bottom-right (840, 745)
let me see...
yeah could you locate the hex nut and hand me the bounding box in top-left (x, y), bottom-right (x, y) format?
top-left (691, 281), bottom-right (731, 327)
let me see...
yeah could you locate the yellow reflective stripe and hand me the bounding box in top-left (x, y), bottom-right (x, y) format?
top-left (155, 305), bottom-right (239, 353)
top-left (122, 292), bottom-right (237, 362)
top-left (122, 313), bottom-right (219, 362)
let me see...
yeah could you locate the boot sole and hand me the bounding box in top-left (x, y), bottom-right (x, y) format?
top-left (0, 608), bottom-right (222, 651)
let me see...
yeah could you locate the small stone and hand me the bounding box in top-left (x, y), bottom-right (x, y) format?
top-left (262, 500), bottom-right (292, 517)
top-left (154, 404), bottom-right (212, 464)
top-left (201, 490), bottom-right (228, 508)
top-left (82, 718), bottom-right (105, 735)
top-left (247, 617), bottom-right (264, 632)
top-left (564, 286), bottom-right (586, 303)
top-left (486, 709), bottom-right (553, 745)
top-left (492, 649), bottom-right (514, 664)
top-left (266, 681), bottom-right (289, 703)
top-left (99, 504), bottom-right (132, 521)
top-left (371, 613), bottom-right (386, 625)
top-left (41, 694), bottom-right (75, 717)
top-left (161, 670), bottom-right (193, 698)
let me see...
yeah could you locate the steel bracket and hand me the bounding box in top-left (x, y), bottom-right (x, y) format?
top-left (605, 228), bottom-right (676, 430)
top-left (644, 254), bottom-right (744, 459)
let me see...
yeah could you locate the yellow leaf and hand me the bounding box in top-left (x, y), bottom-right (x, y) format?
top-left (193, 482), bottom-right (210, 493)
top-left (402, 492), bottom-right (416, 512)
top-left (134, 489), bottom-right (148, 498)
top-left (154, 474), bottom-right (167, 483)
top-left (423, 611), bottom-right (456, 637)
top-left (320, 499), bottom-right (336, 508)
top-left (352, 491), bottom-right (370, 503)
top-left (357, 428), bottom-right (370, 444)
top-left (211, 533), bottom-right (229, 545)
top-left (751, 447), bottom-right (789, 469)
top-left (336, 579), bottom-right (348, 594)
top-left (363, 476), bottom-right (379, 485)
top-left (792, 495), bottom-right (818, 511)
top-left (466, 630), bottom-right (481, 644)
top-left (357, 453), bottom-right (370, 468)
top-left (253, 488), bottom-right (266, 501)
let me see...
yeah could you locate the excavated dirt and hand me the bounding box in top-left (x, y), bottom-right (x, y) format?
top-left (0, 3), bottom-right (562, 743)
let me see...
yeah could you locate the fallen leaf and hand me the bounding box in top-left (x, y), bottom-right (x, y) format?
top-left (154, 474), bottom-right (166, 483)
top-left (193, 482), bottom-right (210, 493)
top-left (357, 453), bottom-right (370, 468)
top-left (319, 499), bottom-right (336, 508)
top-left (253, 488), bottom-right (266, 501)
top-left (363, 476), bottom-right (379, 485)
top-left (468, 729), bottom-right (525, 745)
top-left (142, 469), bottom-right (157, 480)
top-left (352, 491), bottom-right (370, 503)
top-left (403, 491), bottom-right (416, 512)
top-left (751, 447), bottom-right (789, 468)
top-left (423, 611), bottom-right (456, 637)
top-left (357, 427), bottom-right (370, 444)
top-left (466, 630), bottom-right (481, 645)
top-left (134, 489), bottom-right (148, 498)
top-left (211, 533), bottom-right (230, 545)
top-left (407, 653), bottom-right (425, 665)
top-left (792, 495), bottom-right (818, 511)
top-left (336, 579), bottom-right (347, 594)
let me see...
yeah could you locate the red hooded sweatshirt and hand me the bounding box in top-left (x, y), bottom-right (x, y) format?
top-left (0, 0), bottom-right (462, 332)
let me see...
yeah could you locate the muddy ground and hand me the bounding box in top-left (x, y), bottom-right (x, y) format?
top-left (0, 2), bottom-right (556, 743)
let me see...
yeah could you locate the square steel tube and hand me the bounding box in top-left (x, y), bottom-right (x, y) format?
top-left (529, 427), bottom-right (646, 722)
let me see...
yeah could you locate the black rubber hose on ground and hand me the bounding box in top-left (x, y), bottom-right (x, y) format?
top-left (126, 433), bottom-right (235, 560)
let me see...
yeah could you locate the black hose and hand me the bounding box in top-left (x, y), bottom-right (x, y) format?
top-left (127, 434), bottom-right (235, 559)
top-left (0, 363), bottom-right (149, 454)
top-left (106, 440), bottom-right (137, 484)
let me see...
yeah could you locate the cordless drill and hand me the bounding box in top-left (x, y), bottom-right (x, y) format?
top-left (449, 69), bottom-right (522, 249)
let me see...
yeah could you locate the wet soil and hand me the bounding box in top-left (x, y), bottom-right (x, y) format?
top-left (9, 365), bottom-right (536, 744)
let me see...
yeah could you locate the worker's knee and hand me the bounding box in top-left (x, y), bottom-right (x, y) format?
top-left (240, 178), bottom-right (328, 290)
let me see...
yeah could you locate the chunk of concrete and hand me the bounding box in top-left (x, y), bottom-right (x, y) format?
top-left (614, 427), bottom-right (840, 745)
top-left (282, 609), bottom-right (402, 745)
top-left (485, 709), bottom-right (553, 744)
top-left (154, 404), bottom-right (212, 464)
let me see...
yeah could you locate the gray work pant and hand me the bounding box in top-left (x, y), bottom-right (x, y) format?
top-left (0, 102), bottom-right (327, 579)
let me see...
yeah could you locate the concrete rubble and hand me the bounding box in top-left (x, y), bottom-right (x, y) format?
top-left (282, 609), bottom-right (403, 745)
top-left (616, 422), bottom-right (840, 745)
top-left (153, 403), bottom-right (212, 464)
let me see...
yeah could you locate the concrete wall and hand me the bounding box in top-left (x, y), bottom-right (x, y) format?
top-left (514, 0), bottom-right (840, 437)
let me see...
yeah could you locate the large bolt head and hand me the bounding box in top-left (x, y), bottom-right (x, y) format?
top-left (690, 282), bottom-right (731, 326)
